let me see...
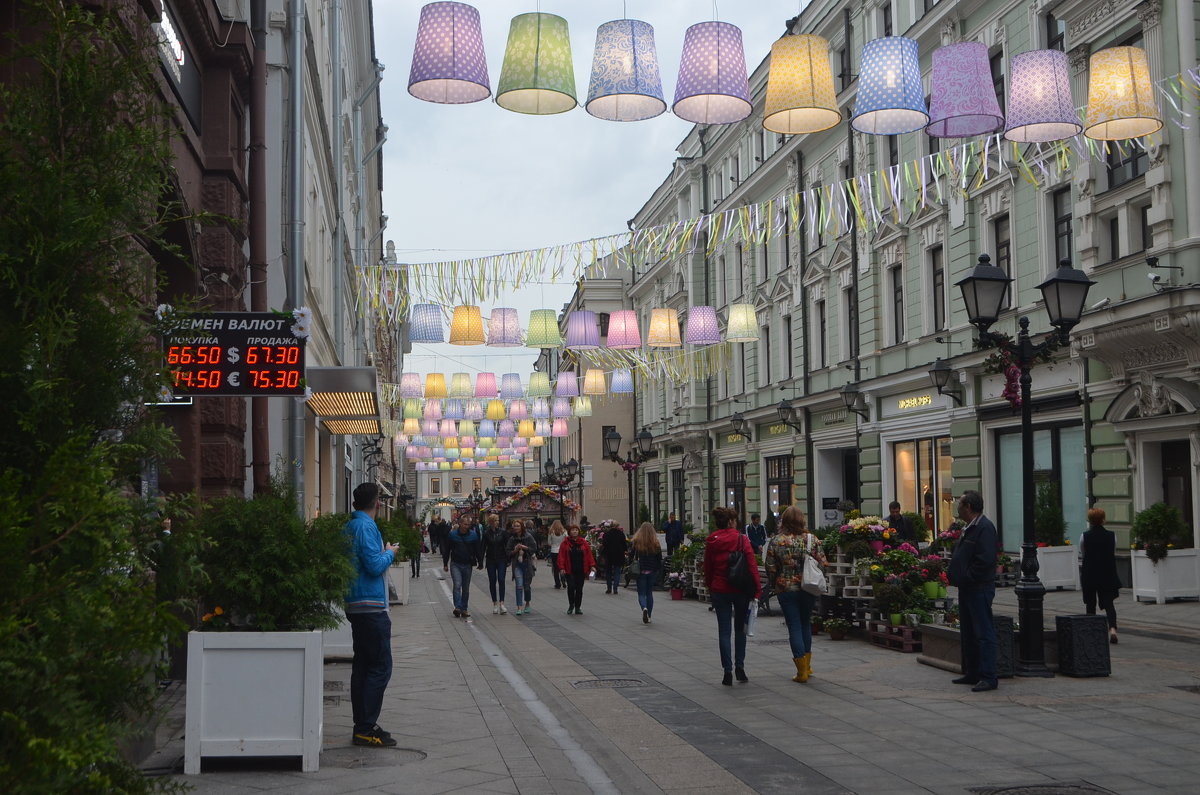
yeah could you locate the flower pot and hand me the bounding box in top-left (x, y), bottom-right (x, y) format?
top-left (889, 612), bottom-right (903, 626)
top-left (1131, 549), bottom-right (1200, 604)
top-left (869, 540), bottom-right (885, 554)
top-left (670, 588), bottom-right (684, 601)
top-left (937, 584), bottom-right (948, 598)
top-left (923, 580), bottom-right (940, 599)
top-left (1036, 545), bottom-right (1079, 590)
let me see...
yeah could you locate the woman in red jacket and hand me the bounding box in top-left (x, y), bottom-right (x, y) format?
top-left (704, 506), bottom-right (762, 686)
top-left (557, 525), bottom-right (597, 615)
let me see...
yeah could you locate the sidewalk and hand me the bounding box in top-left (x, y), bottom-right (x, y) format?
top-left (153, 556), bottom-right (1200, 794)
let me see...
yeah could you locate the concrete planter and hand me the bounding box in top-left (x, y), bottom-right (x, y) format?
top-left (1036, 545), bottom-right (1078, 590)
top-left (1131, 548), bottom-right (1200, 604)
top-left (185, 630), bottom-right (323, 774)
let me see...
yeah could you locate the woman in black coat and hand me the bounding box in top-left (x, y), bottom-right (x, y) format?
top-left (1080, 508), bottom-right (1122, 644)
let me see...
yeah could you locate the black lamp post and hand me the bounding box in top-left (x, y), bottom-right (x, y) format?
top-left (543, 457), bottom-right (580, 522)
top-left (465, 487), bottom-right (486, 522)
top-left (776, 400), bottom-right (804, 433)
top-left (956, 254), bottom-right (1094, 677)
top-left (396, 483), bottom-right (412, 514)
top-left (928, 358), bottom-right (964, 406)
top-left (604, 428), bottom-right (654, 533)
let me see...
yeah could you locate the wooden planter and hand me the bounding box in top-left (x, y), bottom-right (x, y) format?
top-left (1035, 545), bottom-right (1078, 590)
top-left (185, 630), bottom-right (323, 774)
top-left (1131, 549), bottom-right (1200, 604)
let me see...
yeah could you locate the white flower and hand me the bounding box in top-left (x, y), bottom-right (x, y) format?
top-left (290, 319), bottom-right (311, 340)
top-left (155, 303), bottom-right (174, 321)
top-left (303, 386), bottom-right (313, 401)
top-left (157, 385), bottom-right (173, 403)
top-left (292, 306), bottom-right (312, 324)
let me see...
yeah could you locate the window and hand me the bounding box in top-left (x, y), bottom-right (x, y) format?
top-left (724, 461), bottom-right (747, 528)
top-left (891, 264), bottom-right (905, 344)
top-left (430, 478), bottom-right (441, 495)
top-left (1052, 187), bottom-right (1073, 265)
top-left (842, 288), bottom-right (855, 362)
top-left (881, 2), bottom-right (893, 36)
top-left (993, 213), bottom-right (1011, 308)
top-left (990, 50), bottom-right (1006, 114)
top-left (733, 244), bottom-right (744, 297)
top-left (925, 97), bottom-right (941, 156)
top-left (923, 0), bottom-right (940, 15)
top-left (757, 244), bottom-right (768, 283)
top-left (1108, 216), bottom-right (1121, 261)
top-left (598, 312), bottom-right (610, 338)
top-left (838, 37), bottom-right (852, 91)
top-left (1046, 13), bottom-right (1066, 51)
top-left (783, 316), bottom-right (794, 379)
top-left (930, 246), bottom-right (946, 331)
top-left (887, 135), bottom-right (899, 169)
top-left (739, 343), bottom-right (747, 393)
top-left (892, 437), bottom-right (954, 533)
top-left (601, 425), bottom-right (615, 453)
top-left (815, 300), bottom-right (827, 368)
top-left (647, 470), bottom-right (661, 521)
top-left (996, 425), bottom-right (1086, 549)
top-left (760, 324), bottom-right (772, 386)
top-left (492, 476), bottom-right (501, 487)
top-left (452, 477), bottom-right (462, 494)
top-left (1106, 143), bottom-right (1148, 188)
top-left (671, 468), bottom-right (685, 519)
top-left (1138, 203), bottom-right (1153, 252)
top-left (717, 255), bottom-right (727, 305)
top-left (472, 477), bottom-right (481, 492)
top-left (765, 455), bottom-right (793, 518)
top-left (755, 129), bottom-right (765, 164)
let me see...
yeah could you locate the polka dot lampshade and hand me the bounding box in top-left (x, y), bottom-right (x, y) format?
top-left (496, 13), bottom-right (577, 115)
top-left (684, 305), bottom-right (721, 346)
top-left (408, 2), bottom-right (490, 104)
top-left (610, 368), bottom-right (634, 394)
top-left (673, 22), bottom-right (750, 124)
top-left (449, 305), bottom-right (485, 345)
top-left (851, 37), bottom-right (928, 135)
top-left (763, 34), bottom-right (840, 135)
top-left (605, 309), bottom-right (641, 349)
top-left (499, 373), bottom-right (524, 399)
top-left (488, 308), bottom-right (523, 347)
top-left (1004, 50), bottom-right (1081, 143)
top-left (1084, 46), bottom-right (1162, 141)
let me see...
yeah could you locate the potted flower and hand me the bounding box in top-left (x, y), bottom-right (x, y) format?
top-left (824, 617), bottom-right (852, 640)
top-left (1033, 481), bottom-right (1078, 589)
top-left (841, 515), bottom-right (888, 554)
top-left (872, 582), bottom-right (909, 626)
top-left (667, 571), bottom-right (685, 600)
top-left (1131, 501), bottom-right (1198, 604)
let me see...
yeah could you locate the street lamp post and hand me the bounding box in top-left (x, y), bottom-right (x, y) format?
top-left (542, 458), bottom-right (580, 523)
top-left (465, 487), bottom-right (486, 524)
top-left (956, 255), bottom-right (1094, 677)
top-left (603, 428), bottom-right (654, 534)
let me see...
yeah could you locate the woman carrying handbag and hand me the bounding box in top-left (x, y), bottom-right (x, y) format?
top-left (765, 506), bottom-right (827, 683)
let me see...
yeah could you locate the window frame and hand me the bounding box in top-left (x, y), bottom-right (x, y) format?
top-left (930, 245), bottom-right (946, 332)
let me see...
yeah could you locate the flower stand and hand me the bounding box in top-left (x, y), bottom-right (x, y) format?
top-left (1131, 549), bottom-right (1200, 603)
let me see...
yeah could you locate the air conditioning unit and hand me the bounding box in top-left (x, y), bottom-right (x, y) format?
top-left (215, 0), bottom-right (248, 23)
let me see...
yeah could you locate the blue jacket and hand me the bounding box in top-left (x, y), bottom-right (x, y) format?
top-left (442, 528), bottom-right (483, 567)
top-left (344, 510), bottom-right (394, 611)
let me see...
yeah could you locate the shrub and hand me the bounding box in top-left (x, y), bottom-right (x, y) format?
top-left (902, 511), bottom-right (929, 543)
top-left (873, 582), bottom-right (909, 616)
top-left (378, 512), bottom-right (422, 561)
top-left (1033, 481), bottom-right (1066, 546)
top-left (844, 539), bottom-right (875, 561)
top-left (1132, 502), bottom-right (1188, 563)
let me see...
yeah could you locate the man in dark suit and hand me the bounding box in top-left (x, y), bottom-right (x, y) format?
top-left (887, 501), bottom-right (914, 545)
top-left (948, 490), bottom-right (999, 692)
top-left (663, 512), bottom-right (684, 556)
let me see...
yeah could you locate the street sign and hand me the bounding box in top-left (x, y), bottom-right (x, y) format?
top-left (164, 311), bottom-right (306, 397)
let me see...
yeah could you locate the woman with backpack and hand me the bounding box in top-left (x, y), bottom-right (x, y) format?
top-left (765, 505), bottom-right (827, 683)
top-left (704, 506), bottom-right (761, 686)
top-left (630, 522), bottom-right (663, 624)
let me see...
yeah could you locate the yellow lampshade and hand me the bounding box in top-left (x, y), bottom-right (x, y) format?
top-left (529, 435), bottom-right (545, 447)
top-left (486, 399), bottom-right (507, 420)
top-left (726, 304), bottom-right (760, 343)
top-left (763, 34), bottom-right (841, 135)
top-left (448, 305), bottom-right (485, 345)
top-left (425, 373), bottom-right (447, 398)
top-left (647, 308), bottom-right (681, 348)
top-left (1084, 46), bottom-right (1162, 141)
top-left (402, 417), bottom-right (421, 435)
top-left (582, 368), bottom-right (607, 395)
top-left (452, 460), bottom-right (464, 469)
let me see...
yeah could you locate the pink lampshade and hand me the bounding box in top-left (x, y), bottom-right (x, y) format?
top-left (564, 310), bottom-right (601, 350)
top-left (439, 419), bottom-right (457, 437)
top-left (475, 372), bottom-right (498, 397)
top-left (508, 399), bottom-right (529, 420)
top-left (684, 305), bottom-right (721, 345)
top-left (422, 419), bottom-right (439, 436)
top-left (1004, 50), bottom-right (1082, 143)
top-left (926, 42), bottom-right (1004, 138)
top-left (606, 309), bottom-right (641, 349)
top-left (555, 371), bottom-right (579, 396)
top-left (551, 418), bottom-right (569, 437)
top-left (423, 399), bottom-right (443, 420)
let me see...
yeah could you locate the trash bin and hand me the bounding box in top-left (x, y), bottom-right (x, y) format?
top-left (1055, 615), bottom-right (1111, 677)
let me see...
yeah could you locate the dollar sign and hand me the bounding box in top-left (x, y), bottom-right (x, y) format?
top-left (227, 346), bottom-right (240, 363)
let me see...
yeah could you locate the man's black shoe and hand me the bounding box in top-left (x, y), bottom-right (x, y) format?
top-left (952, 675), bottom-right (980, 685)
top-left (353, 726), bottom-right (397, 747)
top-left (734, 667), bottom-right (749, 683)
top-left (971, 680), bottom-right (998, 692)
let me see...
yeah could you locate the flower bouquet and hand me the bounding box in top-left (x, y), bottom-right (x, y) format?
top-left (840, 515), bottom-right (887, 549)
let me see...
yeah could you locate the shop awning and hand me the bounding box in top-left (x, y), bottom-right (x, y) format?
top-left (306, 366), bottom-right (381, 436)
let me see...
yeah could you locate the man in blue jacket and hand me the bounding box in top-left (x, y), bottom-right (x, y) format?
top-left (344, 483), bottom-right (399, 747)
top-left (443, 514), bottom-right (484, 618)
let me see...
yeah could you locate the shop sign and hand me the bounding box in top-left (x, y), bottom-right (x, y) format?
top-left (897, 394), bottom-right (934, 410)
top-left (723, 432), bottom-right (746, 446)
top-left (758, 422), bottom-right (793, 438)
top-left (819, 409), bottom-right (848, 426)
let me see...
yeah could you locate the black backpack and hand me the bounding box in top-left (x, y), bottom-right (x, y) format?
top-left (726, 537), bottom-right (757, 596)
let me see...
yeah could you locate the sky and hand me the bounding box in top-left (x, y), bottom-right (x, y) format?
top-left (372, 1), bottom-right (807, 382)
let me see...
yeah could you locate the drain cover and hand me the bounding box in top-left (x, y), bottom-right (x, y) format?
top-left (752, 638), bottom-right (791, 645)
top-left (969, 783), bottom-right (1116, 795)
top-left (571, 678), bottom-right (646, 689)
top-left (321, 746), bottom-right (427, 769)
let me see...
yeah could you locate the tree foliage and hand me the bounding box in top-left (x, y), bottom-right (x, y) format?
top-left (0, 3), bottom-right (186, 790)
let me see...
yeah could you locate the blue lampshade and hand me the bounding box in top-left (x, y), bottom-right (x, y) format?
top-left (555, 371), bottom-right (579, 397)
top-left (564, 310), bottom-right (601, 350)
top-left (443, 399), bottom-right (464, 420)
top-left (585, 18), bottom-right (666, 122)
top-left (551, 397), bottom-right (572, 417)
top-left (851, 37), bottom-right (928, 135)
top-left (611, 368), bottom-right (634, 393)
top-left (532, 398), bottom-right (550, 419)
top-left (499, 373), bottom-right (524, 399)
top-left (479, 419), bottom-right (497, 438)
top-left (408, 303), bottom-right (444, 343)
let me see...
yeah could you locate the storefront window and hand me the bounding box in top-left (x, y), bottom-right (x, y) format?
top-left (647, 470), bottom-right (662, 522)
top-left (765, 455), bottom-right (793, 518)
top-left (892, 436), bottom-right (954, 534)
top-left (996, 424), bottom-right (1087, 548)
top-left (724, 461), bottom-right (746, 527)
top-left (671, 468), bottom-right (685, 520)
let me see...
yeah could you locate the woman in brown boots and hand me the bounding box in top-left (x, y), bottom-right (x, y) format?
top-left (765, 506), bottom-right (826, 682)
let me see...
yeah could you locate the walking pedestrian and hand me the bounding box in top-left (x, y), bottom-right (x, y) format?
top-left (1080, 507), bottom-right (1122, 644)
top-left (704, 506), bottom-right (761, 686)
top-left (343, 483), bottom-right (398, 747)
top-left (765, 506), bottom-right (826, 683)
top-left (630, 522), bottom-right (663, 624)
top-left (410, 527), bottom-right (423, 579)
top-left (482, 513), bottom-right (509, 615)
top-left (600, 520), bottom-right (628, 594)
top-left (948, 490), bottom-right (999, 692)
top-left (744, 513), bottom-right (767, 556)
top-left (548, 520), bottom-right (566, 589)
top-left (663, 512), bottom-right (684, 556)
top-left (557, 524), bottom-right (596, 615)
top-left (443, 515), bottom-right (483, 618)
top-left (506, 520), bottom-right (538, 615)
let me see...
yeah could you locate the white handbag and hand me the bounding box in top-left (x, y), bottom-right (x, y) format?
top-left (801, 534), bottom-right (829, 596)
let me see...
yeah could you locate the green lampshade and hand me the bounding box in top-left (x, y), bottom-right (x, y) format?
top-left (496, 13), bottom-right (577, 115)
top-left (525, 309), bottom-right (563, 348)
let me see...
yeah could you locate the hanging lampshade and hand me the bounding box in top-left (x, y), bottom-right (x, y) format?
top-left (606, 309), bottom-right (641, 349)
top-left (441, 462), bottom-right (452, 470)
top-left (408, 2), bottom-right (490, 104)
top-left (458, 420), bottom-right (477, 438)
top-left (486, 399), bottom-right (507, 420)
top-left (423, 399), bottom-right (443, 420)
top-left (394, 433), bottom-right (410, 448)
top-left (439, 419), bottom-right (457, 438)
top-left (432, 445), bottom-right (445, 457)
top-left (555, 371), bottom-right (579, 397)
top-left (1004, 50), bottom-right (1082, 143)
top-left (424, 373), bottom-right (447, 398)
top-left (532, 398), bottom-right (550, 419)
top-left (487, 308), bottom-right (523, 347)
top-left (403, 417), bottom-right (421, 435)
top-left (647, 308), bottom-right (682, 348)
top-left (464, 399), bottom-right (484, 420)
top-left (673, 21), bottom-right (751, 124)
top-left (529, 435), bottom-right (545, 448)
top-left (684, 306), bottom-right (721, 346)
top-left (525, 309), bottom-right (563, 348)
top-left (403, 398), bottom-right (422, 419)
top-left (473, 372), bottom-right (497, 398)
top-left (508, 399), bottom-right (529, 420)
top-left (499, 373), bottom-right (524, 399)
top-left (399, 372), bottom-right (423, 398)
top-left (582, 369), bottom-right (607, 395)
top-left (551, 418), bottom-right (569, 438)
top-left (534, 419), bottom-right (551, 437)
top-left (408, 303), bottom-right (444, 343)
top-left (611, 368), bottom-right (634, 394)
top-left (528, 371), bottom-right (552, 397)
top-left (499, 419), bottom-right (516, 437)
top-left (443, 399), bottom-right (464, 420)
top-left (479, 419), bottom-right (497, 438)
top-left (422, 419), bottom-right (439, 436)
top-left (449, 372), bottom-right (473, 398)
top-left (451, 460), bottom-right (464, 469)
top-left (496, 13), bottom-right (577, 115)
top-left (448, 305), bottom-right (485, 345)
top-left (564, 310), bottom-right (601, 350)
top-left (926, 42), bottom-right (1004, 138)
top-left (585, 18), bottom-right (666, 121)
top-left (573, 396), bottom-right (593, 417)
top-left (1084, 46), bottom-right (1162, 141)
top-left (551, 397), bottom-right (572, 417)
top-left (763, 33), bottom-right (840, 134)
top-left (517, 419), bottom-right (535, 438)
top-left (851, 37), bottom-right (927, 135)
top-left (726, 304), bottom-right (760, 343)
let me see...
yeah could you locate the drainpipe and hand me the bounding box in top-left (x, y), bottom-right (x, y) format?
top-left (796, 149), bottom-right (816, 526)
top-left (287, 0), bottom-right (306, 508)
top-left (844, 8), bottom-right (860, 385)
top-left (1081, 355), bottom-right (1096, 507)
top-left (331, 0), bottom-right (343, 359)
top-left (250, 0), bottom-right (269, 494)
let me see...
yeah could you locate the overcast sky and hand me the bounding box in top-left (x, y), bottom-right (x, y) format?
top-left (373, 1), bottom-right (804, 381)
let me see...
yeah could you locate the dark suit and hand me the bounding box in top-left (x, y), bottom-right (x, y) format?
top-left (1080, 524), bottom-right (1121, 629)
top-left (888, 513), bottom-right (914, 544)
top-left (949, 514), bottom-right (998, 685)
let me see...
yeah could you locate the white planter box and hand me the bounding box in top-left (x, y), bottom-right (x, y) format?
top-left (1036, 545), bottom-right (1078, 590)
top-left (185, 630), bottom-right (323, 774)
top-left (322, 608), bottom-right (353, 660)
top-left (388, 563), bottom-right (411, 605)
top-left (1131, 548), bottom-right (1200, 604)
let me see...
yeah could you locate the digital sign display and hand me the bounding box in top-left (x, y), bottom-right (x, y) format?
top-left (164, 312), bottom-right (306, 396)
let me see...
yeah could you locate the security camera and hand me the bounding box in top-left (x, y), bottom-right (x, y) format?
top-left (1148, 272), bottom-right (1162, 283)
top-left (1146, 256), bottom-right (1159, 268)
top-left (1091, 297), bottom-right (1110, 309)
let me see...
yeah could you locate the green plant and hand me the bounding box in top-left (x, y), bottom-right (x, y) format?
top-left (638, 503), bottom-right (652, 523)
top-left (764, 511), bottom-right (778, 537)
top-left (1131, 501), bottom-right (1188, 563)
top-left (1033, 481), bottom-right (1066, 546)
top-left (872, 582), bottom-right (909, 616)
top-left (824, 617), bottom-right (852, 634)
top-left (902, 511), bottom-right (929, 543)
top-left (378, 512), bottom-right (421, 561)
top-left (844, 539), bottom-right (875, 561)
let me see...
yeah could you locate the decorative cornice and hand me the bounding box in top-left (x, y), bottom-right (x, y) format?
top-left (1069, 0), bottom-right (1117, 40)
top-left (1136, 0), bottom-right (1162, 28)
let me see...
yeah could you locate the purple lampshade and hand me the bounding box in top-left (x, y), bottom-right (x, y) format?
top-left (551, 418), bottom-right (569, 438)
top-left (499, 373), bottom-right (524, 399)
top-left (423, 399), bottom-right (442, 420)
top-left (399, 372), bottom-right (423, 398)
top-left (684, 305), bottom-right (721, 345)
top-left (673, 22), bottom-right (751, 124)
top-left (610, 368), bottom-right (634, 393)
top-left (551, 397), bottom-right (572, 417)
top-left (532, 398), bottom-right (550, 419)
top-left (565, 310), bottom-right (601, 350)
top-left (606, 309), bottom-right (642, 349)
top-left (408, 2), bottom-right (490, 104)
top-left (926, 42), bottom-right (1004, 138)
top-left (498, 420), bottom-right (516, 437)
top-left (443, 399), bottom-right (464, 420)
top-left (464, 399), bottom-right (484, 421)
top-left (422, 419), bottom-right (439, 436)
top-left (535, 419), bottom-right (552, 437)
top-left (475, 372), bottom-right (498, 397)
top-left (555, 371), bottom-right (579, 396)
top-left (1004, 50), bottom-right (1082, 143)
top-left (488, 308), bottom-right (523, 347)
top-left (851, 37), bottom-right (928, 135)
top-left (508, 399), bottom-right (529, 420)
